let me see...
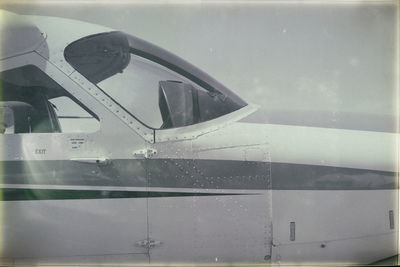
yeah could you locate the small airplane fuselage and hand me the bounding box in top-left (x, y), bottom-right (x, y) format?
top-left (0, 10), bottom-right (398, 265)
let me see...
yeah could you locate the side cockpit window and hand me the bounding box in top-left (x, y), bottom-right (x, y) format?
top-left (158, 80), bottom-right (240, 128)
top-left (49, 96), bottom-right (100, 133)
top-left (0, 65), bottom-right (99, 134)
top-left (64, 31), bottom-right (246, 129)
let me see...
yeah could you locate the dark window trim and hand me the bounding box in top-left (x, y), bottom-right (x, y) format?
top-left (43, 94), bottom-right (61, 133)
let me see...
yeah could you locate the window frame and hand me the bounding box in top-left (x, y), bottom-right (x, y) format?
top-left (86, 51), bottom-right (247, 132)
top-left (63, 31), bottom-right (248, 137)
top-left (65, 51), bottom-right (257, 143)
top-left (97, 53), bottom-right (218, 130)
top-left (48, 95), bottom-right (101, 134)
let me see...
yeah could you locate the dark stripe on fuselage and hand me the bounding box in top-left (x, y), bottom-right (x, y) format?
top-left (0, 159), bottom-right (397, 190)
top-left (0, 188), bottom-right (244, 201)
top-left (271, 162), bottom-right (397, 190)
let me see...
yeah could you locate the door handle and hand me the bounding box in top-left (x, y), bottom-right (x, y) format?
top-left (70, 157), bottom-right (111, 166)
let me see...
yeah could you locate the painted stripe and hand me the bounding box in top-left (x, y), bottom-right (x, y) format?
top-left (0, 184), bottom-right (265, 194)
top-left (271, 162), bottom-right (397, 190)
top-left (0, 159), bottom-right (397, 190)
top-left (0, 188), bottom-right (247, 201)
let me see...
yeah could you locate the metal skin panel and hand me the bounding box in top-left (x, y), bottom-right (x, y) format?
top-left (13, 253), bottom-right (149, 266)
top-left (0, 51), bottom-right (47, 74)
top-left (150, 121), bottom-right (397, 264)
top-left (259, 123), bottom-right (397, 172)
top-left (193, 122), bottom-right (397, 172)
top-left (148, 125), bottom-right (273, 263)
top-left (187, 122), bottom-right (397, 264)
top-left (190, 122), bottom-right (270, 161)
top-left (147, 194), bottom-right (271, 263)
top-left (271, 190), bottom-right (398, 264)
top-left (1, 199), bottom-right (149, 259)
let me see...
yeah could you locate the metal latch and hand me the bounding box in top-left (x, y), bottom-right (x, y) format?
top-left (132, 148), bottom-right (157, 159)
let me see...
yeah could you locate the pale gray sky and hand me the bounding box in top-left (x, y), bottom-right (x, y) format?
top-left (3, 2), bottom-right (398, 131)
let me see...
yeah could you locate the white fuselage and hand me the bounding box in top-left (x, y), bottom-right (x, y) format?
top-left (0, 11), bottom-right (398, 266)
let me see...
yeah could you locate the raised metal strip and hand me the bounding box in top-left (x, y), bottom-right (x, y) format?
top-left (69, 71), bottom-right (154, 143)
top-left (389, 210), bottom-right (394, 229)
top-left (290, 222), bottom-right (295, 241)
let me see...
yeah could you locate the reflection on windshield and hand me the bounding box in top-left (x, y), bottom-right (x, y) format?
top-left (65, 31), bottom-right (246, 129)
top-left (98, 55), bottom-right (182, 128)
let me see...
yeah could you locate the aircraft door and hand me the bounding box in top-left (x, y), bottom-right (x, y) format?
top-left (0, 55), bottom-right (149, 264)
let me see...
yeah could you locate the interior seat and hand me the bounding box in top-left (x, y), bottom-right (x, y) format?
top-left (0, 101), bottom-right (37, 133)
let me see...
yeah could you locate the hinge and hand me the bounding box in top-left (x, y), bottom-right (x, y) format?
top-left (135, 239), bottom-right (162, 249)
top-left (132, 148), bottom-right (157, 159)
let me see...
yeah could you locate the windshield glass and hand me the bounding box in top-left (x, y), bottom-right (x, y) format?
top-left (64, 31), bottom-right (247, 129)
top-left (98, 54), bottom-right (192, 127)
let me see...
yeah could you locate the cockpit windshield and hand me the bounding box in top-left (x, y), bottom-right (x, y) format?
top-left (64, 31), bottom-right (247, 129)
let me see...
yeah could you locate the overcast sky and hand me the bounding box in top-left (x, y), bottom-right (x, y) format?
top-left (3, 1), bottom-right (398, 131)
